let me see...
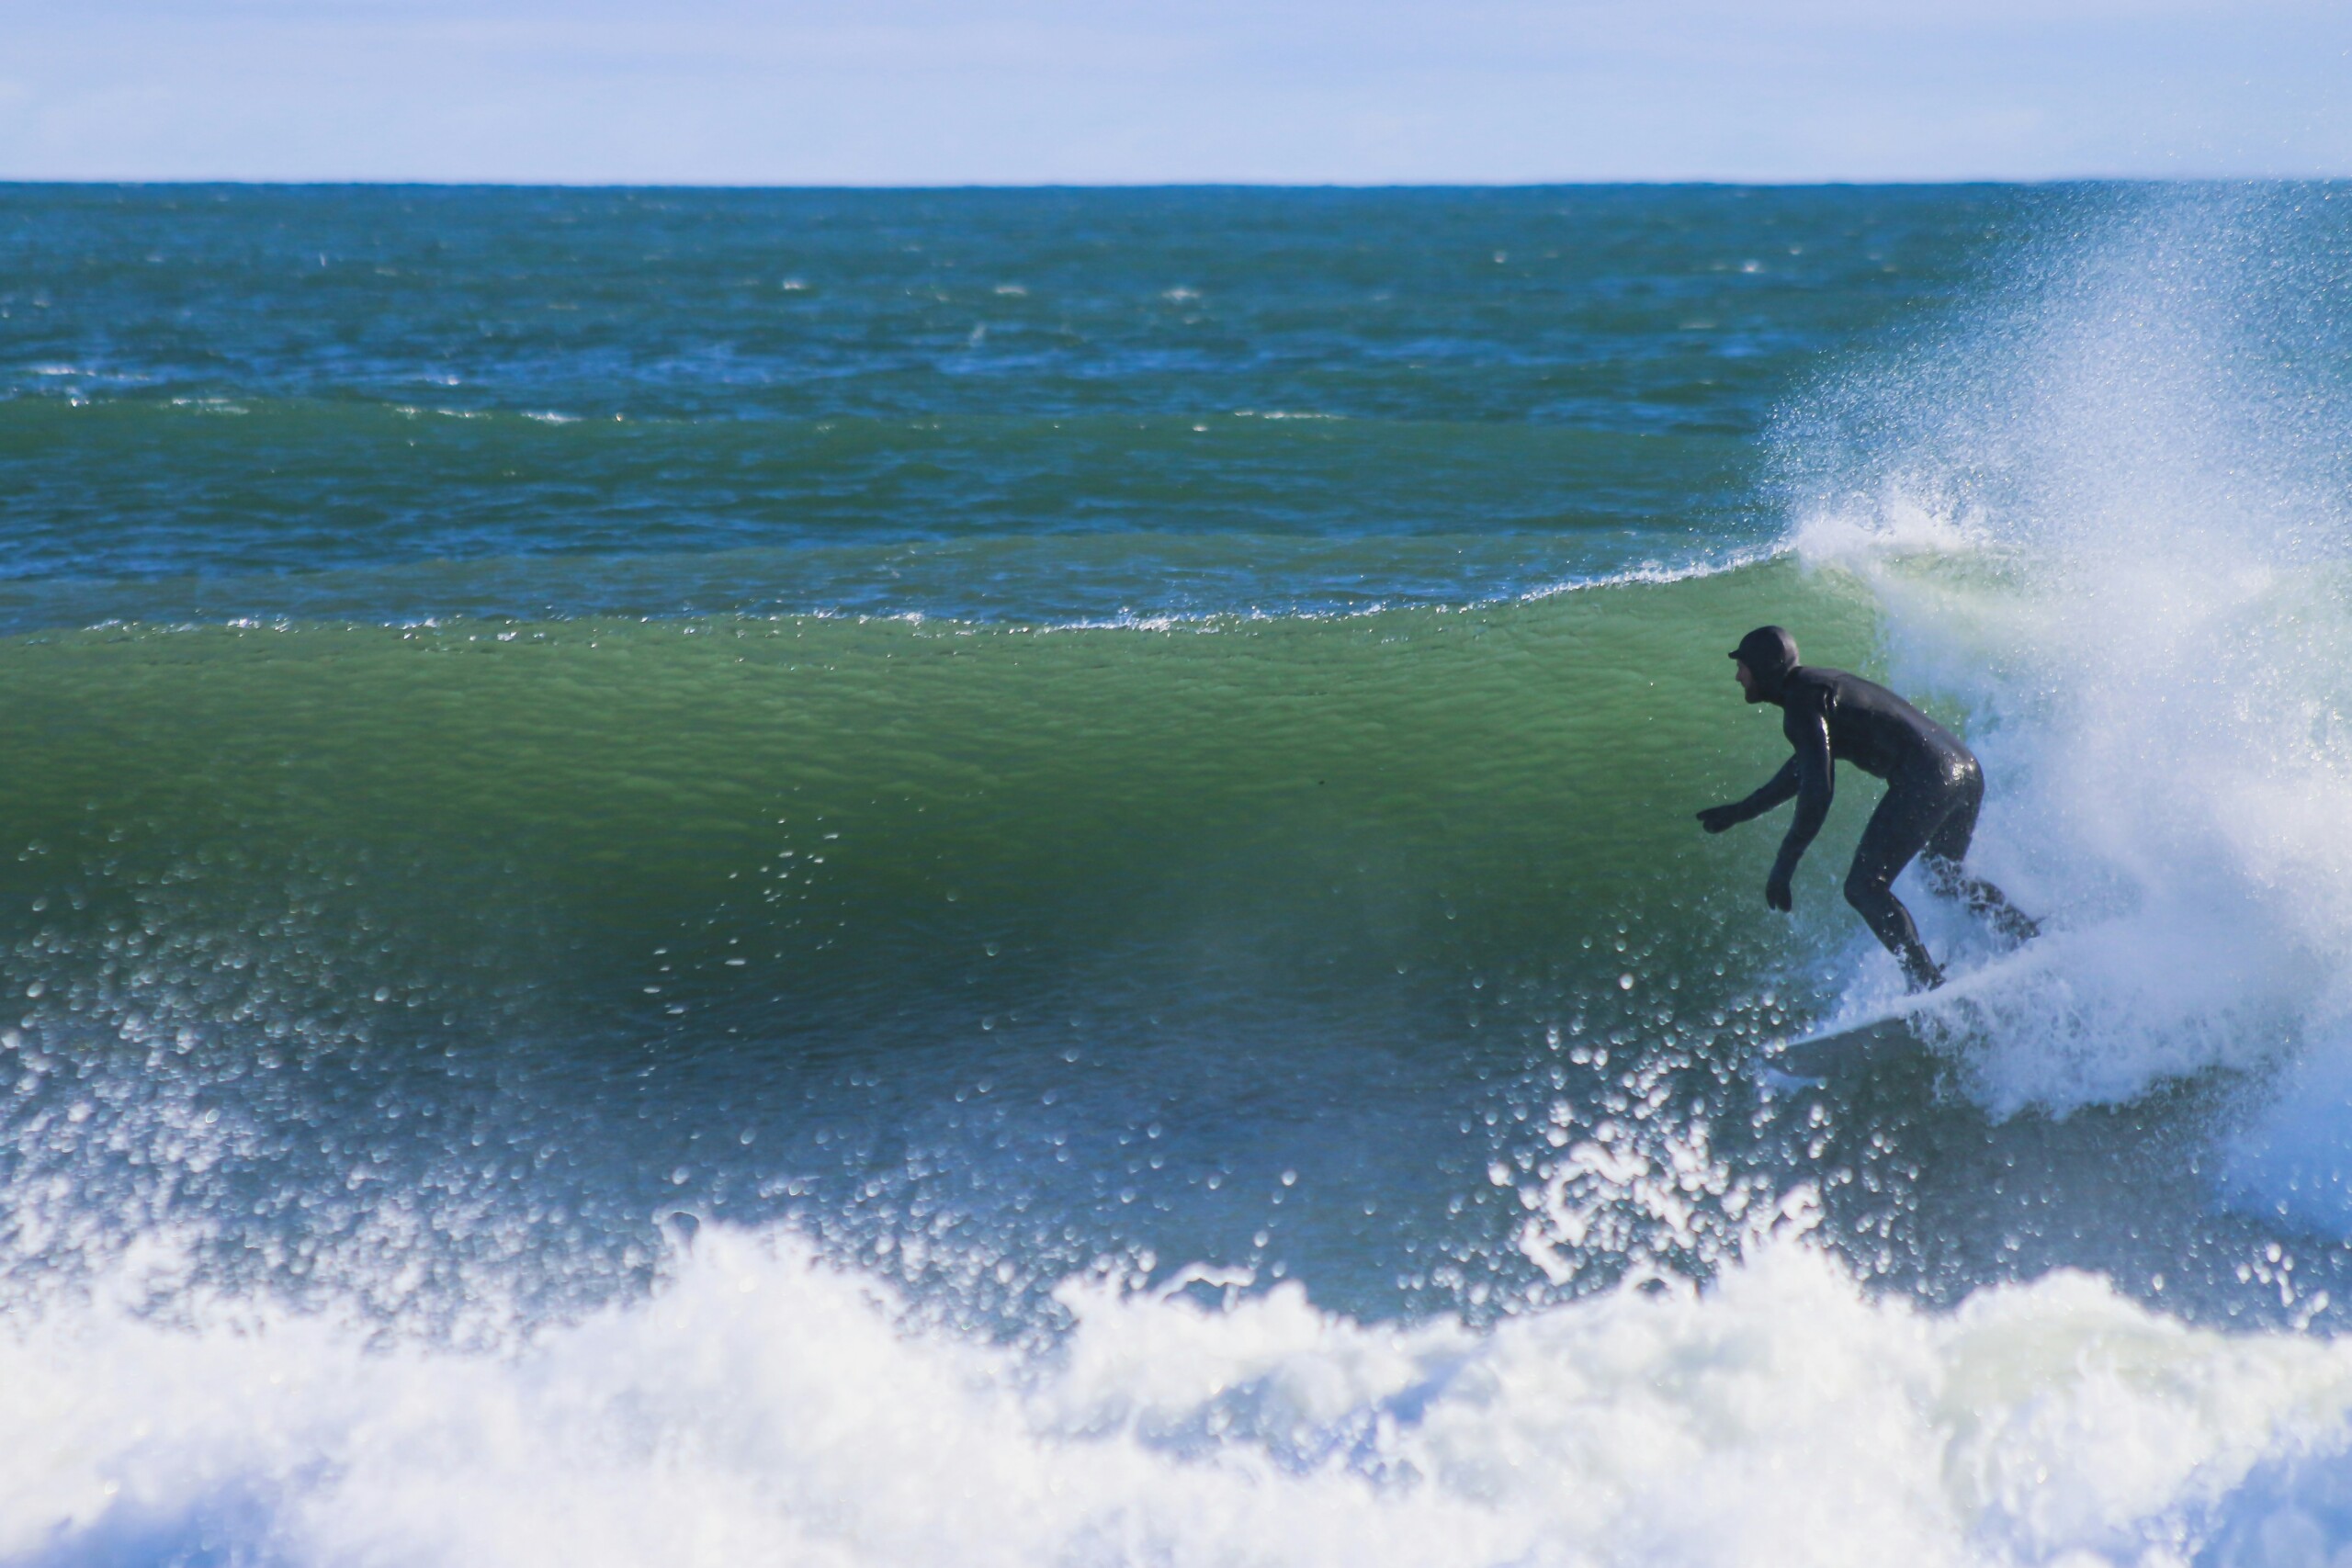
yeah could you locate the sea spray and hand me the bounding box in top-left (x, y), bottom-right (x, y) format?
top-left (1779, 188), bottom-right (2352, 1134)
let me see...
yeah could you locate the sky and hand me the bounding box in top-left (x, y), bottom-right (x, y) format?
top-left (4, 0), bottom-right (2350, 185)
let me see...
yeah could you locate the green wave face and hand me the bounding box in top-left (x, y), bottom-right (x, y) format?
top-left (0, 564), bottom-right (1874, 1014)
top-left (0, 564), bottom-right (1881, 1314)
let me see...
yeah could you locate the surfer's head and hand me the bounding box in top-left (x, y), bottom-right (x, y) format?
top-left (1730, 625), bottom-right (1799, 702)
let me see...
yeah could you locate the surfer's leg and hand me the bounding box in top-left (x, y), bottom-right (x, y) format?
top-left (1846, 785), bottom-right (1944, 990)
top-left (1916, 766), bottom-right (2040, 945)
top-left (1941, 873), bottom-right (2040, 945)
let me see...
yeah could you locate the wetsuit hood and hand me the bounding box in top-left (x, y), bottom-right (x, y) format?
top-left (1730, 625), bottom-right (1800, 699)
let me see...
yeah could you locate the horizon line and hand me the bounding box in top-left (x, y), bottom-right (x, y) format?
top-left (6, 175), bottom-right (2346, 192)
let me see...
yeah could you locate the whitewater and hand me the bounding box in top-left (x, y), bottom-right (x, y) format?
top-left (18, 1213), bottom-right (2352, 1568)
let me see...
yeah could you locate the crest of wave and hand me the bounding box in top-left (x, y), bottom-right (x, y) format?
top-left (1772, 188), bottom-right (2352, 1201)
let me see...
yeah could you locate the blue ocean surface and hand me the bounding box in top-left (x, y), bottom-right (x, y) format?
top-left (9, 182), bottom-right (2352, 1565)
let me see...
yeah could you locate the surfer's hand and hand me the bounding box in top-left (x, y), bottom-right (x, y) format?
top-left (1765, 867), bottom-right (1793, 912)
top-left (1696, 805), bottom-right (1742, 834)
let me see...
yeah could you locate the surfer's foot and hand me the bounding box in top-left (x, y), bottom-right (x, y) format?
top-left (1989, 906), bottom-right (2041, 947)
top-left (1952, 873), bottom-right (2040, 947)
top-left (1900, 952), bottom-right (1946, 992)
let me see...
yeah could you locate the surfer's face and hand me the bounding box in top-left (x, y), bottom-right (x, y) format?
top-left (1734, 660), bottom-right (1760, 701)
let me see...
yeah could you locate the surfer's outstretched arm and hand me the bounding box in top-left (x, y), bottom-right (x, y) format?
top-left (1695, 758), bottom-right (1798, 833)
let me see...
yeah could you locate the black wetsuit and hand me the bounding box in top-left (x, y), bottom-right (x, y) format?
top-left (1701, 626), bottom-right (2034, 988)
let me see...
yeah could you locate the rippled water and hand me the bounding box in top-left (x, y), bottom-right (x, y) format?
top-left (12, 182), bottom-right (2352, 1567)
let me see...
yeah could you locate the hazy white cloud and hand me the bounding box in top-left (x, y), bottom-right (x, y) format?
top-left (2, 0), bottom-right (2347, 182)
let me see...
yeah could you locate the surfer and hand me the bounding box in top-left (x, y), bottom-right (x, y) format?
top-left (1696, 626), bottom-right (2037, 990)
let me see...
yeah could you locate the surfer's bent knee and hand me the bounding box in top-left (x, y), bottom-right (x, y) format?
top-left (1843, 866), bottom-right (1889, 911)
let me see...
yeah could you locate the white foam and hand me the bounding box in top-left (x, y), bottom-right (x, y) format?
top-left (13, 1218), bottom-right (2352, 1567)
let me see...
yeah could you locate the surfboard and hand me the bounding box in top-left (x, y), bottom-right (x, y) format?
top-left (1773, 1014), bottom-right (1934, 1081)
top-left (1763, 935), bottom-right (2057, 1084)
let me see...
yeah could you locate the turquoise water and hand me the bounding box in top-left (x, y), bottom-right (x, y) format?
top-left (1, 185), bottom-right (2010, 622)
top-left (13, 183), bottom-right (2352, 1565)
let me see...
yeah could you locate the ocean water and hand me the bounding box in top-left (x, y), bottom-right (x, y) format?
top-left (9, 182), bottom-right (2352, 1565)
